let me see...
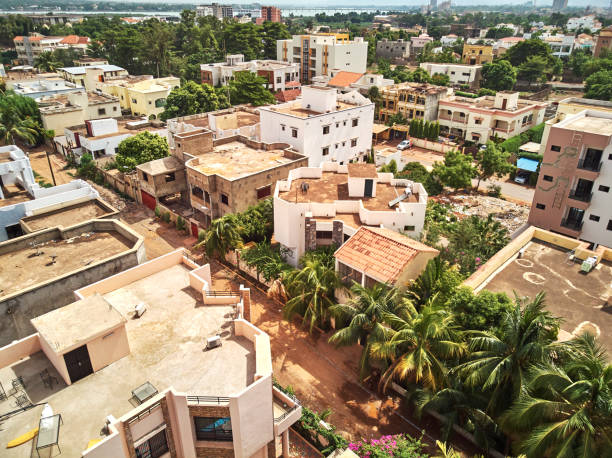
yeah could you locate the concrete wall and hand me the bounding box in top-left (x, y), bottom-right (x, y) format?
top-left (0, 220), bottom-right (144, 347)
top-left (87, 323), bottom-right (130, 372)
top-left (0, 333), bottom-right (41, 368)
top-left (38, 329), bottom-right (71, 385)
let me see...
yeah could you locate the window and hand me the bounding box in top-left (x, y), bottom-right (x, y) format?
top-left (276, 76), bottom-right (281, 83)
top-left (403, 225), bottom-right (415, 231)
top-left (599, 185), bottom-right (610, 192)
top-left (281, 124), bottom-right (285, 131)
top-left (164, 173), bottom-right (175, 183)
top-left (221, 193), bottom-right (229, 205)
top-left (343, 120), bottom-right (347, 126)
top-left (322, 146), bottom-right (330, 156)
top-left (323, 125), bottom-right (330, 134)
top-left (113, 106), bottom-right (117, 111)
top-left (291, 128), bottom-right (298, 138)
top-left (135, 429), bottom-right (168, 458)
top-left (543, 175), bottom-right (553, 182)
top-left (149, 101), bottom-right (152, 105)
top-left (609, 153), bottom-right (612, 160)
top-left (475, 119), bottom-right (482, 125)
top-left (536, 203), bottom-right (546, 210)
top-left (608, 220), bottom-right (612, 231)
top-left (352, 118), bottom-right (358, 127)
top-left (256, 184), bottom-right (271, 199)
top-left (194, 417), bottom-right (232, 441)
top-left (132, 98), bottom-right (137, 104)
top-left (192, 186), bottom-right (204, 199)
top-left (351, 138), bottom-right (357, 147)
top-left (589, 214), bottom-right (600, 222)
top-left (98, 108), bottom-right (106, 115)
top-left (316, 230), bottom-right (332, 239)
top-left (551, 145), bottom-right (561, 152)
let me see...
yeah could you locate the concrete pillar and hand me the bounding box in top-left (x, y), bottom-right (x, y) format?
top-left (282, 431), bottom-right (289, 458)
top-left (304, 216), bottom-right (316, 251)
top-left (240, 286), bottom-right (251, 321)
top-left (332, 220), bottom-right (343, 246)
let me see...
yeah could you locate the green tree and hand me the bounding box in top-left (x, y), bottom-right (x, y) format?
top-left (329, 283), bottom-right (406, 379)
top-left (240, 240), bottom-right (290, 281)
top-left (445, 287), bottom-right (513, 331)
top-left (34, 51), bottom-right (61, 72)
top-left (411, 67), bottom-right (431, 83)
top-left (517, 55), bottom-right (548, 85)
top-left (160, 81), bottom-right (229, 121)
top-left (229, 71), bottom-right (275, 106)
top-left (432, 149), bottom-right (477, 191)
top-left (504, 38), bottom-right (554, 67)
top-left (503, 334), bottom-right (612, 458)
top-left (283, 258), bottom-right (342, 333)
top-left (481, 60), bottom-right (517, 91)
top-left (585, 70), bottom-right (612, 101)
top-left (371, 304), bottom-right (465, 392)
top-left (260, 21), bottom-right (291, 59)
top-left (396, 162), bottom-right (442, 196)
top-left (0, 90), bottom-right (48, 145)
top-left (195, 215), bottom-right (243, 259)
top-left (408, 257), bottom-right (463, 307)
top-left (115, 131), bottom-right (169, 172)
top-left (474, 140), bottom-right (515, 189)
top-left (455, 293), bottom-right (559, 416)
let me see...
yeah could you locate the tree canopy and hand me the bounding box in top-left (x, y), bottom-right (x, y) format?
top-left (481, 60), bottom-right (517, 91)
top-left (585, 70), bottom-right (612, 101)
top-left (160, 81), bottom-right (229, 121)
top-left (228, 71), bottom-right (276, 106)
top-left (432, 149), bottom-right (477, 191)
top-left (115, 131), bottom-right (169, 172)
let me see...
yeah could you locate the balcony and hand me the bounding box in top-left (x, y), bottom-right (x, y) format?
top-left (561, 218), bottom-right (583, 231)
top-left (187, 395), bottom-right (230, 405)
top-left (272, 386), bottom-right (302, 436)
top-left (568, 191), bottom-right (592, 203)
top-left (577, 159), bottom-right (602, 172)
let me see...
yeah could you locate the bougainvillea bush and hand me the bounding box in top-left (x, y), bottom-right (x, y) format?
top-left (348, 434), bottom-right (428, 458)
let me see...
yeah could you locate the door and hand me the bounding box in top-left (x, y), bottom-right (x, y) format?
top-left (141, 190), bottom-right (156, 210)
top-left (191, 221), bottom-right (198, 238)
top-left (364, 179), bottom-right (373, 197)
top-left (63, 345), bottom-right (93, 384)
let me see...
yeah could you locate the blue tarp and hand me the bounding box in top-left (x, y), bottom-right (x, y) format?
top-left (517, 157), bottom-right (539, 172)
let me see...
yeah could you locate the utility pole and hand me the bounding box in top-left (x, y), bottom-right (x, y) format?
top-left (45, 150), bottom-right (56, 186)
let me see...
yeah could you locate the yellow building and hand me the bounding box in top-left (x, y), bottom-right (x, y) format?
top-left (99, 76), bottom-right (180, 119)
top-left (462, 44), bottom-right (494, 65)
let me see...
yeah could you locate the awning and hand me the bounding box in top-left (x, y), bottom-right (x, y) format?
top-left (372, 123), bottom-right (390, 135)
top-left (517, 157), bottom-right (539, 172)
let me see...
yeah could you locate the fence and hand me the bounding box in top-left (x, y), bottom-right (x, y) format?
top-left (94, 166), bottom-right (141, 203)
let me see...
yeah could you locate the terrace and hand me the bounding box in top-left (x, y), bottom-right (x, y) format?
top-left (19, 200), bottom-right (118, 233)
top-left (0, 252), bottom-right (257, 457)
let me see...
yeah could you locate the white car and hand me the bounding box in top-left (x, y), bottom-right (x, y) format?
top-left (397, 139), bottom-right (412, 150)
top-left (514, 171), bottom-right (530, 184)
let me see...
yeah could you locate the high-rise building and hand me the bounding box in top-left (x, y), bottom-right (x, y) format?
top-left (552, 0), bottom-right (568, 11)
top-left (195, 3), bottom-right (233, 19)
top-left (429, 0), bottom-right (438, 10)
top-left (257, 6), bottom-right (282, 24)
top-left (528, 108), bottom-right (612, 248)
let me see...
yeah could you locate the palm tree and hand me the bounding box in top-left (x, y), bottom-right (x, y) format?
top-left (282, 259), bottom-right (342, 333)
top-left (328, 283), bottom-right (408, 379)
top-left (408, 257), bottom-right (462, 307)
top-left (502, 333), bottom-right (612, 458)
top-left (0, 91), bottom-right (44, 145)
top-left (454, 292), bottom-right (559, 416)
top-left (370, 303), bottom-right (466, 392)
top-left (195, 216), bottom-right (242, 260)
top-left (34, 51), bottom-right (61, 72)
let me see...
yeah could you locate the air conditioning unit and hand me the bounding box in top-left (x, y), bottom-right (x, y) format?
top-left (206, 335), bottom-right (222, 350)
top-left (134, 303), bottom-right (147, 318)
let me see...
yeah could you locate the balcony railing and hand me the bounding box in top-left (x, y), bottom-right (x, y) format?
top-left (274, 404), bottom-right (300, 422)
top-left (568, 191), bottom-right (592, 203)
top-left (561, 219), bottom-right (583, 231)
top-left (577, 159), bottom-right (602, 172)
top-left (187, 395), bottom-right (230, 405)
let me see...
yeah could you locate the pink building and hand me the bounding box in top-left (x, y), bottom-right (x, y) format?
top-left (0, 249), bottom-right (301, 457)
top-left (528, 109), bottom-right (612, 248)
top-left (256, 6), bottom-right (282, 24)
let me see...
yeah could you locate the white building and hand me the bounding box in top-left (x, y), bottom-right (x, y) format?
top-left (312, 71), bottom-right (394, 94)
top-left (419, 62), bottom-right (482, 88)
top-left (62, 118), bottom-right (167, 160)
top-left (441, 34), bottom-right (461, 47)
top-left (541, 34), bottom-right (575, 58)
top-left (195, 3), bottom-right (233, 19)
top-left (273, 162), bottom-right (428, 266)
top-left (566, 15), bottom-right (602, 32)
top-left (200, 54), bottom-right (299, 92)
top-left (259, 86), bottom-right (374, 167)
top-left (438, 92), bottom-right (547, 144)
top-left (57, 65), bottom-right (128, 89)
top-left (7, 77), bottom-right (81, 99)
top-left (277, 34), bottom-right (368, 83)
top-left (0, 145), bottom-right (38, 202)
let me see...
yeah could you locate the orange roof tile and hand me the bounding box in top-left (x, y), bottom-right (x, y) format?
top-left (61, 35), bottom-right (89, 45)
top-left (285, 80), bottom-right (301, 88)
top-left (275, 88), bottom-right (301, 102)
top-left (328, 71), bottom-right (364, 88)
top-left (334, 227), bottom-right (439, 284)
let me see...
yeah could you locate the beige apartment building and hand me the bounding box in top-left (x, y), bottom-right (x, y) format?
top-left (99, 76), bottom-right (180, 119)
top-left (438, 91), bottom-right (547, 144)
top-left (13, 34), bottom-right (90, 65)
top-left (378, 82), bottom-right (450, 124)
top-left (0, 248), bottom-right (302, 457)
top-left (461, 43), bottom-right (494, 65)
top-left (528, 109), bottom-right (612, 248)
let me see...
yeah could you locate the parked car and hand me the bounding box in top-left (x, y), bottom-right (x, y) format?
top-left (514, 171), bottom-right (530, 184)
top-left (397, 139), bottom-right (412, 150)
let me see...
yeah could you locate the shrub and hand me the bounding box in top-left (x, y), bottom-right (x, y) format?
top-left (176, 215), bottom-right (186, 232)
top-left (397, 162), bottom-right (443, 196)
top-left (528, 172), bottom-right (539, 186)
top-left (487, 183), bottom-right (502, 197)
top-left (348, 434), bottom-right (428, 458)
top-left (77, 153), bottom-right (97, 180)
top-left (198, 230), bottom-right (206, 242)
top-left (455, 90), bottom-right (479, 98)
top-left (162, 212), bottom-right (171, 223)
top-left (518, 151), bottom-right (543, 162)
top-left (478, 87), bottom-right (497, 96)
top-left (526, 123), bottom-right (545, 143)
top-left (103, 159), bottom-right (117, 170)
top-left (154, 206), bottom-right (161, 218)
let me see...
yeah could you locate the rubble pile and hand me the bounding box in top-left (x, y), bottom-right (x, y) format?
top-left (439, 194), bottom-right (530, 233)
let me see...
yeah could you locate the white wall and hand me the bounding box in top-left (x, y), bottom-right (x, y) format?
top-left (581, 141), bottom-right (612, 248)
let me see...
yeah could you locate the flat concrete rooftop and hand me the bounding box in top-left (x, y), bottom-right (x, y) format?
top-left (191, 141), bottom-right (294, 179)
top-left (560, 115), bottom-right (612, 136)
top-left (0, 190), bottom-right (32, 208)
top-left (20, 200), bottom-right (115, 233)
top-left (0, 263), bottom-right (255, 457)
top-left (482, 240), bottom-right (612, 352)
top-left (278, 171), bottom-right (419, 210)
top-left (0, 231), bottom-right (132, 299)
top-left (269, 100), bottom-right (357, 118)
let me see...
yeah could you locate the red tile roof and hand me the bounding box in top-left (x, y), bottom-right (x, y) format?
top-left (327, 71), bottom-right (364, 88)
top-left (334, 227), bottom-right (439, 284)
top-left (285, 81), bottom-right (300, 88)
top-left (61, 35), bottom-right (89, 45)
top-left (275, 88), bottom-right (301, 102)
